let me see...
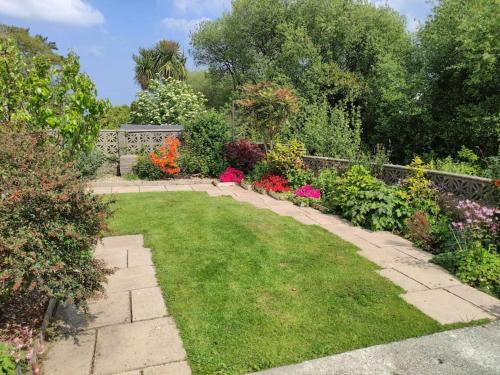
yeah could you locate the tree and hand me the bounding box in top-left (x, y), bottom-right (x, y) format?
top-left (133, 40), bottom-right (187, 89)
top-left (0, 39), bottom-right (109, 154)
top-left (0, 24), bottom-right (61, 64)
top-left (130, 77), bottom-right (206, 125)
top-left (101, 105), bottom-right (130, 129)
top-left (236, 81), bottom-right (299, 151)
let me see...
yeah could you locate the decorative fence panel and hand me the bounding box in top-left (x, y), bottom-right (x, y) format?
top-left (303, 156), bottom-right (498, 205)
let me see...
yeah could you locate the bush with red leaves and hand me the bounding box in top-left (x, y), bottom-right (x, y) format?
top-left (224, 139), bottom-right (264, 173)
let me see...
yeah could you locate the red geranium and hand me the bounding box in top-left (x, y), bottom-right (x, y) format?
top-left (254, 175), bottom-right (290, 192)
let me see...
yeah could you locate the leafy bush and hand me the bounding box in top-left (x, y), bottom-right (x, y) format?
top-left (428, 146), bottom-right (482, 176)
top-left (248, 161), bottom-right (272, 182)
top-left (452, 200), bottom-right (499, 247)
top-left (130, 77), bottom-right (206, 125)
top-left (433, 241), bottom-right (499, 298)
top-left (405, 212), bottom-right (455, 253)
top-left (267, 139), bottom-right (305, 175)
top-left (132, 154), bottom-right (166, 180)
top-left (0, 126), bottom-right (112, 309)
top-left (74, 148), bottom-right (107, 179)
top-left (286, 168), bottom-right (314, 190)
top-left (0, 342), bottom-right (16, 375)
top-left (326, 165), bottom-right (412, 231)
top-left (181, 110), bottom-right (230, 176)
top-left (224, 139), bottom-right (264, 173)
top-left (100, 105), bottom-right (130, 129)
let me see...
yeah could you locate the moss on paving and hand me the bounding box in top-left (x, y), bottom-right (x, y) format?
top-left (107, 192), bottom-right (472, 375)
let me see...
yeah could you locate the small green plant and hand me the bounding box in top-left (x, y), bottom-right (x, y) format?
top-left (74, 148), bottom-right (107, 180)
top-left (286, 168), bottom-right (314, 190)
top-left (267, 139), bottom-right (305, 176)
top-left (0, 343), bottom-right (16, 375)
top-left (132, 154), bottom-right (166, 180)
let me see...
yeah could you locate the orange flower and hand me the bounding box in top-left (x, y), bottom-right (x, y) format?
top-left (149, 137), bottom-right (181, 175)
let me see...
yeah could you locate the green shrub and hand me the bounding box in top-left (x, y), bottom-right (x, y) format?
top-left (132, 154), bottom-right (166, 180)
top-left (0, 126), bottom-right (112, 309)
top-left (326, 165), bottom-right (412, 231)
top-left (267, 139), bottom-right (305, 176)
top-left (100, 105), bottom-right (130, 129)
top-left (181, 110), bottom-right (230, 176)
top-left (286, 168), bottom-right (314, 189)
top-left (433, 241), bottom-right (499, 298)
top-left (74, 148), bottom-right (107, 179)
top-left (0, 343), bottom-right (16, 375)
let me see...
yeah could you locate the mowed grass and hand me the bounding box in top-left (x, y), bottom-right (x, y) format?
top-left (107, 192), bottom-right (461, 374)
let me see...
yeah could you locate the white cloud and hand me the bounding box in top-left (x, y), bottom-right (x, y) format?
top-left (172, 0), bottom-right (231, 15)
top-left (0, 0), bottom-right (104, 26)
top-left (162, 17), bottom-right (210, 33)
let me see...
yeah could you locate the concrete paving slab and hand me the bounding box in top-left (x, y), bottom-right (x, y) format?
top-left (357, 230), bottom-right (414, 247)
top-left (132, 287), bottom-right (168, 321)
top-left (140, 186), bottom-right (167, 192)
top-left (95, 248), bottom-right (127, 269)
top-left (165, 184), bottom-right (193, 191)
top-left (143, 361), bottom-right (191, 375)
top-left (42, 330), bottom-right (95, 375)
top-left (111, 186), bottom-right (141, 193)
top-left (90, 187), bottom-right (112, 195)
top-left (190, 184), bottom-right (216, 191)
top-left (101, 235), bottom-right (143, 249)
top-left (393, 262), bottom-right (462, 289)
top-left (446, 285), bottom-right (500, 318)
top-left (358, 246), bottom-right (419, 268)
top-left (55, 291), bottom-right (130, 330)
top-left (393, 245), bottom-right (434, 262)
top-left (128, 247), bottom-right (153, 267)
top-left (377, 268), bottom-right (429, 292)
top-left (93, 317), bottom-right (186, 374)
top-left (253, 322), bottom-right (500, 375)
top-left (403, 289), bottom-right (494, 324)
top-left (105, 266), bottom-right (157, 293)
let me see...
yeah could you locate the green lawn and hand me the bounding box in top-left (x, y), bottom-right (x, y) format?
top-left (107, 192), bottom-right (466, 374)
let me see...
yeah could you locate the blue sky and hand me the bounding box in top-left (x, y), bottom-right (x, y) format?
top-left (0, 0), bottom-right (434, 105)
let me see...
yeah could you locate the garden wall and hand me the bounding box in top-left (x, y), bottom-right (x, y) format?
top-left (303, 156), bottom-right (498, 205)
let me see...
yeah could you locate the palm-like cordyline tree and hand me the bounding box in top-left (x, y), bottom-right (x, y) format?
top-left (133, 40), bottom-right (187, 89)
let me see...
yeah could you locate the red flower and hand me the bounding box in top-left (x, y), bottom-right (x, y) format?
top-left (254, 175), bottom-right (290, 192)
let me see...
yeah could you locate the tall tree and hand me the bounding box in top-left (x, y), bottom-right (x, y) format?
top-left (133, 40), bottom-right (187, 89)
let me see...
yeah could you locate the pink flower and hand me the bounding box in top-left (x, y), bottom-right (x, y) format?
top-left (295, 185), bottom-right (321, 199)
top-left (219, 167), bottom-right (245, 183)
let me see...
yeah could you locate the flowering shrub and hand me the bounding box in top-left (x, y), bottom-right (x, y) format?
top-left (219, 167), bottom-right (245, 183)
top-left (254, 175), bottom-right (291, 192)
top-left (267, 139), bottom-right (305, 175)
top-left (224, 139), bottom-right (264, 173)
top-left (295, 185), bottom-right (321, 200)
top-left (150, 137), bottom-right (181, 175)
top-left (452, 200), bottom-right (499, 244)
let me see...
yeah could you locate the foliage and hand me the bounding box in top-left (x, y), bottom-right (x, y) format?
top-left (100, 105), bottom-right (130, 129)
top-left (401, 157), bottom-right (440, 217)
top-left (149, 137), bottom-right (181, 175)
top-left (266, 139), bottom-right (305, 176)
top-left (286, 168), bottom-right (314, 190)
top-left (132, 154), bottom-right (166, 180)
top-left (133, 40), bottom-right (187, 89)
top-left (295, 185), bottom-right (320, 200)
top-left (433, 241), bottom-right (499, 298)
top-left (186, 70), bottom-right (233, 108)
top-left (0, 126), bottom-right (112, 310)
top-left (108, 192), bottom-right (454, 374)
top-left (427, 146), bottom-right (482, 176)
top-left (452, 200), bottom-right (499, 247)
top-left (0, 342), bottom-right (16, 375)
top-left (219, 167), bottom-right (245, 183)
top-left (181, 110), bottom-right (231, 176)
top-left (129, 77), bottom-right (206, 125)
top-left (224, 139), bottom-right (264, 173)
top-left (248, 160), bottom-right (272, 182)
top-left (74, 148), bottom-right (107, 180)
top-left (325, 166), bottom-right (412, 231)
top-left (0, 39), bottom-right (109, 154)
top-left (236, 81), bottom-right (299, 150)
top-left (0, 24), bottom-right (60, 64)
top-left (254, 175), bottom-right (290, 193)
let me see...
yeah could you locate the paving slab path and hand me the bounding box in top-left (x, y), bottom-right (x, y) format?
top-left (43, 178), bottom-right (499, 374)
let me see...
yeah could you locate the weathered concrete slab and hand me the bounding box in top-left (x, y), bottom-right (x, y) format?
top-left (132, 287), bottom-right (168, 322)
top-left (143, 361), bottom-right (191, 375)
top-left (403, 289), bottom-right (494, 324)
top-left (90, 187), bottom-right (112, 195)
top-left (42, 330), bottom-right (96, 375)
top-left (393, 245), bottom-right (434, 262)
top-left (393, 262), bottom-right (462, 289)
top-left (55, 291), bottom-right (130, 330)
top-left (128, 247), bottom-right (154, 267)
top-left (377, 269), bottom-right (429, 293)
top-left (357, 230), bottom-right (413, 247)
top-left (165, 184), bottom-right (193, 191)
top-left (95, 247), bottom-right (127, 269)
top-left (105, 266), bottom-right (158, 293)
top-left (253, 322), bottom-right (500, 375)
top-left (112, 186), bottom-right (141, 193)
top-left (358, 246), bottom-right (418, 268)
top-left (446, 285), bottom-right (500, 318)
top-left (93, 317), bottom-right (186, 374)
top-left (140, 185), bottom-right (167, 192)
top-left (101, 235), bottom-right (143, 249)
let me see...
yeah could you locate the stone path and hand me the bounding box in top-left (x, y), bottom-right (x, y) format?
top-left (43, 235), bottom-right (190, 375)
top-left (253, 321), bottom-right (500, 375)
